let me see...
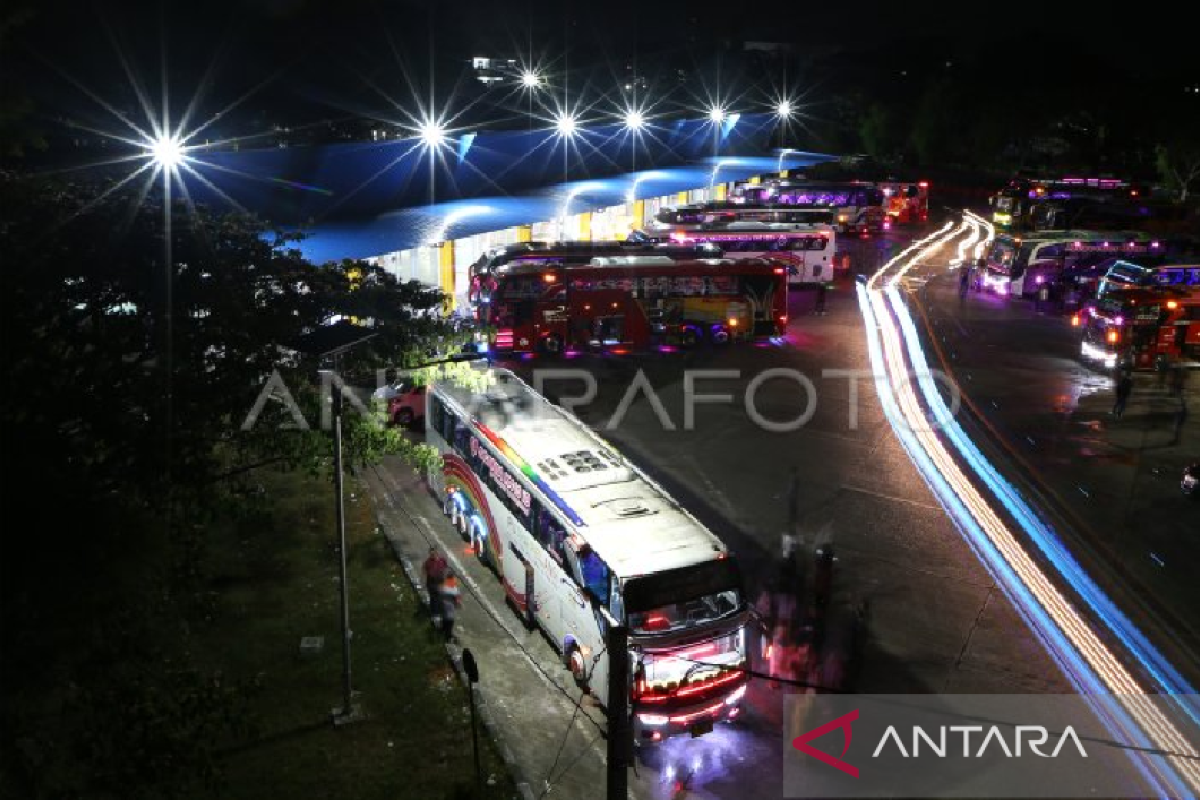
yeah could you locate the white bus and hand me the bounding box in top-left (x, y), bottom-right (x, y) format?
top-left (650, 222), bottom-right (837, 286)
top-left (426, 369), bottom-right (750, 743)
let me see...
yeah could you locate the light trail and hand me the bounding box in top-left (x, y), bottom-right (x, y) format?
top-left (858, 217), bottom-right (1200, 798)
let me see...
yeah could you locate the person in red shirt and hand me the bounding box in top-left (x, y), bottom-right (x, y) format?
top-left (423, 547), bottom-right (448, 621)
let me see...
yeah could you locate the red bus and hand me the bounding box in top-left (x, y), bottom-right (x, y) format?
top-left (467, 241), bottom-right (721, 312)
top-left (1079, 286), bottom-right (1200, 370)
top-left (487, 257), bottom-right (789, 354)
top-left (877, 180), bottom-right (930, 225)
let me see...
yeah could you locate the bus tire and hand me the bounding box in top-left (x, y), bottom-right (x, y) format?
top-left (542, 334), bottom-right (563, 354)
top-left (566, 645), bottom-right (589, 691)
top-left (711, 327), bottom-right (731, 345)
top-left (681, 327), bottom-right (699, 348)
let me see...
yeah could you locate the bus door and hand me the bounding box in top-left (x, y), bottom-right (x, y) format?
top-left (742, 273), bottom-right (777, 335)
top-left (505, 541), bottom-right (537, 630)
top-left (535, 507), bottom-right (572, 641)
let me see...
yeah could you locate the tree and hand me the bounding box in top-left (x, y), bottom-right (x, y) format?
top-left (0, 172), bottom-right (462, 798)
top-left (858, 102), bottom-right (897, 162)
top-left (1156, 140), bottom-right (1200, 203)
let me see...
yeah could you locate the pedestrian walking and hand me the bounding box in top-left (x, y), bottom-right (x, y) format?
top-left (959, 266), bottom-right (971, 299)
top-left (814, 282), bottom-right (828, 315)
top-left (1112, 371), bottom-right (1133, 419)
top-left (1155, 354), bottom-right (1171, 391)
top-left (1170, 365), bottom-right (1187, 398)
top-left (423, 546), bottom-right (448, 620)
top-left (440, 572), bottom-right (462, 643)
top-left (1169, 400), bottom-right (1188, 446)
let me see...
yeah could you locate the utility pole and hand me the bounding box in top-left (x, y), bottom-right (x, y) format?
top-left (318, 333), bottom-right (379, 726)
top-left (606, 622), bottom-right (630, 800)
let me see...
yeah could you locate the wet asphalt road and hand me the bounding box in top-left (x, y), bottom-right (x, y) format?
top-left (485, 229), bottom-right (1073, 798)
top-left (912, 267), bottom-right (1200, 689)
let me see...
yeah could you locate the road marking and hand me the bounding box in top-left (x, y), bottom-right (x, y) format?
top-left (840, 483), bottom-right (941, 511)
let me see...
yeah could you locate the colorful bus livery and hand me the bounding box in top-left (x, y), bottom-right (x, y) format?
top-left (427, 371), bottom-right (751, 742)
top-left (487, 258), bottom-right (788, 353)
top-left (730, 180), bottom-right (885, 234)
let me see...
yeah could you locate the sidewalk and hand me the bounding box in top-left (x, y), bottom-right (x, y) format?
top-left (364, 460), bottom-right (613, 800)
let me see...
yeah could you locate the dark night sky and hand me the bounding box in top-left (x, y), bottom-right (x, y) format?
top-left (4, 0), bottom-right (1196, 143)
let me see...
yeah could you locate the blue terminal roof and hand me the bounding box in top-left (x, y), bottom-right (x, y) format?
top-left (293, 154), bottom-right (835, 263)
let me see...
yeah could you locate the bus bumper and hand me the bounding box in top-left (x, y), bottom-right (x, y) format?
top-left (634, 684), bottom-right (747, 744)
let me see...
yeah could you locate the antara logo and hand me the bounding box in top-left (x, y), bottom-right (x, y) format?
top-left (791, 710), bottom-right (1088, 777)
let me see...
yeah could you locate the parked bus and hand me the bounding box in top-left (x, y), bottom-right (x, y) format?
top-left (468, 241), bottom-right (721, 311)
top-left (656, 223), bottom-right (837, 286)
top-left (982, 231), bottom-right (1160, 297)
top-left (486, 257), bottom-right (788, 353)
top-left (1080, 286), bottom-right (1200, 370)
top-left (877, 180), bottom-right (930, 225)
top-left (654, 202), bottom-right (835, 227)
top-left (989, 175), bottom-right (1141, 231)
top-left (730, 180), bottom-right (884, 234)
top-left (426, 369), bottom-right (750, 741)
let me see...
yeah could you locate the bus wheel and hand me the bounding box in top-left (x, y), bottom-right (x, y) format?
top-left (566, 646), bottom-right (589, 691)
top-left (542, 334), bottom-right (563, 354)
top-left (680, 327), bottom-right (699, 348)
top-left (711, 327), bottom-right (731, 345)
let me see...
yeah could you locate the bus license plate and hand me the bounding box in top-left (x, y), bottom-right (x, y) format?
top-left (689, 719), bottom-right (714, 738)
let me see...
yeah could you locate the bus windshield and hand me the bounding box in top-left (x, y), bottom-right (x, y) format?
top-left (624, 559), bottom-right (743, 635)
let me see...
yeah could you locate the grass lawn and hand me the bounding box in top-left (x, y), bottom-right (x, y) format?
top-left (190, 465), bottom-right (518, 800)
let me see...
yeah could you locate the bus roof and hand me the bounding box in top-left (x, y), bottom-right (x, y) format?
top-left (666, 222), bottom-right (835, 235)
top-left (495, 258), bottom-right (780, 278)
top-left (433, 369), bottom-right (729, 577)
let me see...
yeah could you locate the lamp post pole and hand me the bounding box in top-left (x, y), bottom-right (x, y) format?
top-left (331, 359), bottom-right (354, 723)
top-left (320, 332), bottom-right (378, 726)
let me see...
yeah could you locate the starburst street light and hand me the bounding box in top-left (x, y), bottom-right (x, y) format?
top-left (521, 70), bottom-right (542, 89)
top-left (707, 105), bottom-right (726, 124)
top-left (555, 112), bottom-right (578, 137)
top-left (775, 100), bottom-right (793, 119)
top-left (418, 117), bottom-right (447, 149)
top-left (150, 134), bottom-right (184, 169)
top-left (623, 109), bottom-right (645, 131)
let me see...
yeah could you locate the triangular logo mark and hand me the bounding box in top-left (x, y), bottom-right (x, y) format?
top-left (791, 709), bottom-right (860, 778)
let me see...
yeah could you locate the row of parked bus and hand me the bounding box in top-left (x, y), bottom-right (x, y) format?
top-left (463, 177), bottom-right (931, 355)
top-left (974, 227), bottom-right (1200, 370)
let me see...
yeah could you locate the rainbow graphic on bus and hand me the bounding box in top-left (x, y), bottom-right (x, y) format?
top-left (441, 452), bottom-right (504, 575)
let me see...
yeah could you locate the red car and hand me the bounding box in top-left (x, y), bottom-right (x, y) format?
top-left (386, 384), bottom-right (426, 429)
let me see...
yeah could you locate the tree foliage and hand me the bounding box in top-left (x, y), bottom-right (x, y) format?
top-left (0, 172), bottom-right (464, 798)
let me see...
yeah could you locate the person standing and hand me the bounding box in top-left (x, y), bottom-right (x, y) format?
top-left (1112, 371), bottom-right (1134, 419)
top-left (814, 281), bottom-right (828, 315)
top-left (440, 572), bottom-right (462, 643)
top-left (423, 546), bottom-right (448, 621)
top-left (959, 265), bottom-right (971, 299)
top-left (1170, 400), bottom-right (1188, 447)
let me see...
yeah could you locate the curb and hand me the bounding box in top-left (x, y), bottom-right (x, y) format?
top-left (378, 510), bottom-right (538, 800)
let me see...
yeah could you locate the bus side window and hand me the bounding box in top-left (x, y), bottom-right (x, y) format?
top-left (609, 580), bottom-right (624, 623)
top-left (454, 425), bottom-right (470, 457)
top-left (443, 408), bottom-right (458, 445)
top-left (537, 506), bottom-right (568, 566)
top-left (430, 396), bottom-right (445, 438)
top-left (577, 548), bottom-right (610, 608)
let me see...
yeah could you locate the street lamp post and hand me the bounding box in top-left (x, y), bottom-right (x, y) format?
top-left (319, 332), bottom-right (379, 726)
